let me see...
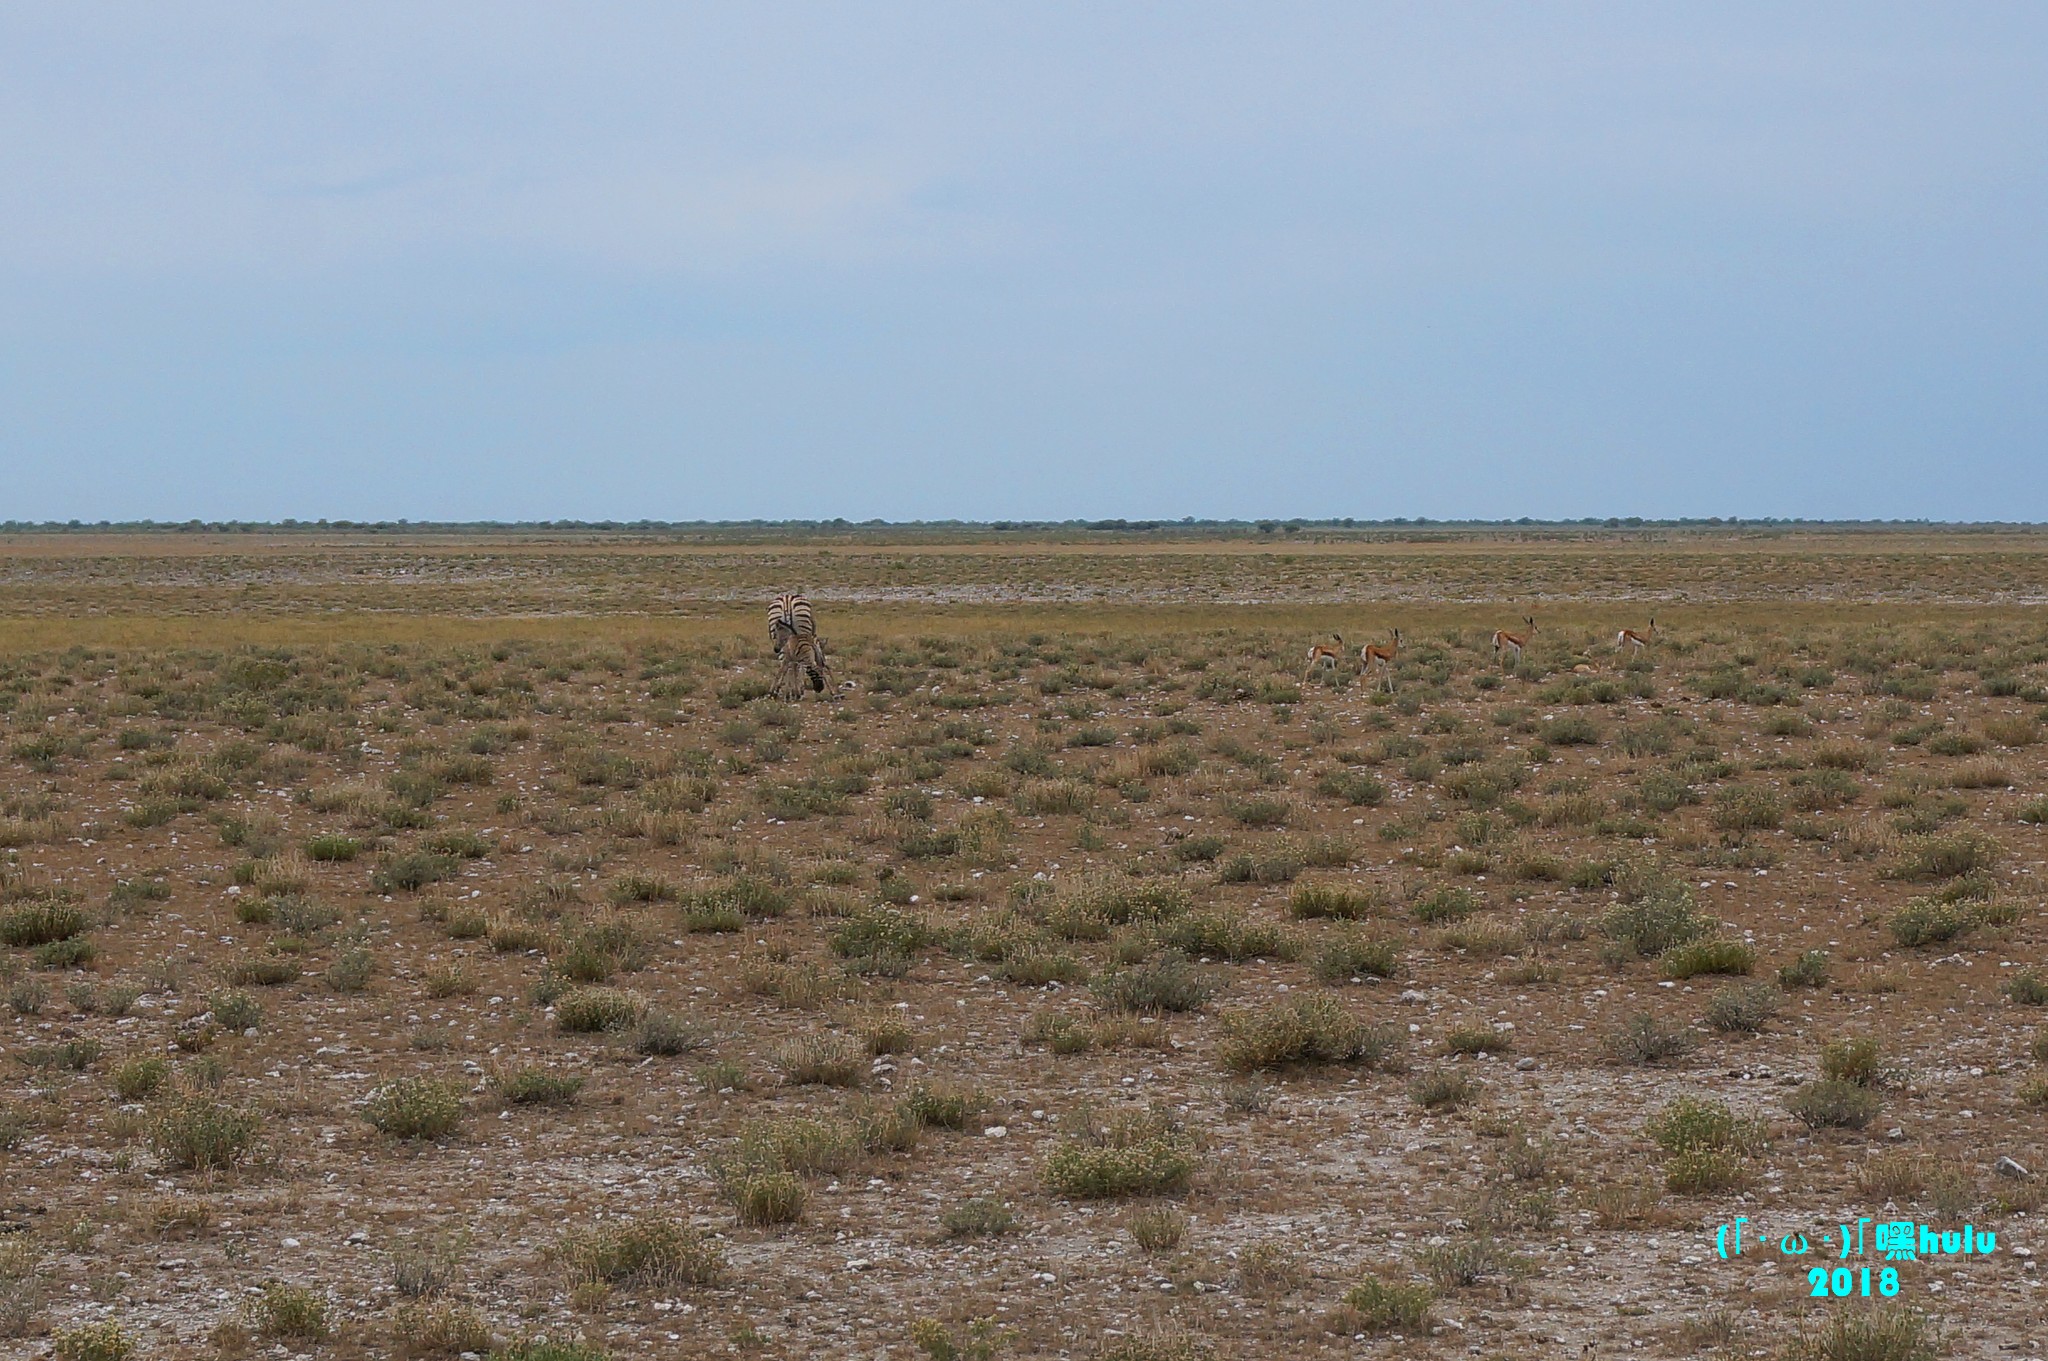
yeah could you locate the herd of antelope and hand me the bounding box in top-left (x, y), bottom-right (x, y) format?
top-left (1302, 616), bottom-right (1655, 691)
top-left (770, 592), bottom-right (1655, 702)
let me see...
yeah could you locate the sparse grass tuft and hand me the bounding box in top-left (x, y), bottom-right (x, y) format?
top-left (1786, 1306), bottom-right (1942, 1361)
top-left (557, 1214), bottom-right (725, 1290)
top-left (1218, 993), bottom-right (1396, 1073)
top-left (1607, 1012), bottom-right (1699, 1065)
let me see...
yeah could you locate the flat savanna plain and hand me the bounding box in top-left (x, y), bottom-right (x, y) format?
top-left (0, 531), bottom-right (2046, 1361)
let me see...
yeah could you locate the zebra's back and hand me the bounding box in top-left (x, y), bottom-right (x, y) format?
top-left (768, 593), bottom-right (817, 654)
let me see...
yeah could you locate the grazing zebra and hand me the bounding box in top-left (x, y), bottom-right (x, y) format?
top-left (1301, 634), bottom-right (1345, 683)
top-left (768, 593), bottom-right (817, 660)
top-left (1360, 628), bottom-right (1401, 692)
top-left (1492, 616), bottom-right (1533, 668)
top-left (1616, 618), bottom-right (1656, 653)
top-left (767, 593), bottom-right (831, 699)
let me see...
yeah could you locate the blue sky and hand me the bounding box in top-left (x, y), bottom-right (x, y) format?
top-left (2, 4), bottom-right (2044, 522)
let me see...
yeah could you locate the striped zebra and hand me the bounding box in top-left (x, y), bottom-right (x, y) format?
top-left (767, 593), bottom-right (830, 698)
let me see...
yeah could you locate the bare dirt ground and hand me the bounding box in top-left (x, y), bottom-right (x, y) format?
top-left (0, 529), bottom-right (2044, 1361)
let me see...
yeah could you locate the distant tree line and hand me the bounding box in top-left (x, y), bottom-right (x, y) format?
top-left (0, 516), bottom-right (2031, 535)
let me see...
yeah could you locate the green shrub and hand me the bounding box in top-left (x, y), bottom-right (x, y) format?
top-left (1091, 953), bottom-right (1220, 1014)
top-left (1160, 910), bottom-right (1289, 961)
top-left (553, 917), bottom-right (651, 983)
top-left (26, 926), bottom-right (93, 968)
top-left (1417, 1234), bottom-right (1522, 1288)
top-left (1666, 1148), bottom-right (1750, 1193)
top-left (722, 1168), bottom-right (807, 1225)
top-left (1042, 1120), bottom-right (1195, 1198)
top-left (210, 988), bottom-right (264, 1031)
top-left (1886, 831), bottom-right (1998, 882)
top-left (1226, 796), bottom-right (1292, 827)
top-left (901, 1082), bottom-right (988, 1131)
top-left (1315, 769), bottom-right (1387, 806)
top-left (1411, 886), bottom-right (1480, 925)
top-left (1778, 949), bottom-right (1831, 988)
top-left (497, 1341), bottom-right (613, 1361)
top-left (0, 900), bottom-right (89, 947)
top-left (1607, 1013), bottom-right (1699, 1065)
top-left (112, 1056), bottom-right (169, 1101)
top-left (557, 1214), bottom-right (724, 1288)
top-left (1408, 1070), bottom-right (1480, 1111)
top-left (148, 1095), bottom-right (259, 1170)
top-left (1888, 897), bottom-right (1977, 947)
top-left (830, 907), bottom-right (934, 964)
top-left (54, 1321), bottom-right (135, 1361)
top-left (770, 1033), bottom-right (866, 1087)
top-left (1787, 1079), bottom-right (1880, 1130)
top-left (1819, 1037), bottom-right (1886, 1087)
top-left (326, 945), bottom-right (374, 993)
top-left (392, 1303), bottom-right (492, 1355)
top-left (1539, 715), bottom-right (1599, 746)
top-left (1660, 938), bottom-right (1755, 979)
top-left (1215, 850), bottom-right (1303, 885)
top-left (2004, 972), bottom-right (2048, 1006)
top-left (305, 834), bottom-right (361, 862)
top-left (1785, 1307), bottom-right (1942, 1361)
top-left (250, 1283), bottom-right (330, 1340)
top-left (1287, 883), bottom-right (1378, 920)
top-left (683, 874), bottom-right (789, 920)
top-left (1338, 1275), bottom-right (1434, 1332)
top-left (1047, 877), bottom-right (1191, 936)
top-left (941, 1197), bottom-right (1016, 1238)
top-left (1703, 981), bottom-right (1783, 1033)
top-left (554, 987), bottom-right (642, 1033)
top-left (1313, 933), bottom-right (1399, 983)
top-left (1712, 785), bottom-right (1783, 832)
top-left (488, 1066), bottom-right (585, 1106)
top-left (363, 1076), bottom-right (464, 1139)
top-left (370, 852), bottom-right (460, 894)
top-left (1218, 994), bottom-right (1395, 1072)
top-left (632, 1010), bottom-right (711, 1057)
top-left (1646, 1097), bottom-right (1759, 1156)
top-left (1598, 885), bottom-right (1709, 957)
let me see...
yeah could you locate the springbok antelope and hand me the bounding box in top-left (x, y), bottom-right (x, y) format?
top-left (1492, 616), bottom-right (1533, 668)
top-left (1301, 634), bottom-right (1345, 683)
top-left (1359, 628), bottom-right (1401, 692)
top-left (1616, 618), bottom-right (1656, 653)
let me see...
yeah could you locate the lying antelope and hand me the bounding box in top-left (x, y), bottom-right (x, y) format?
top-left (1302, 634), bottom-right (1346, 682)
top-left (1492, 616), bottom-right (1533, 668)
top-left (1360, 628), bottom-right (1401, 692)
